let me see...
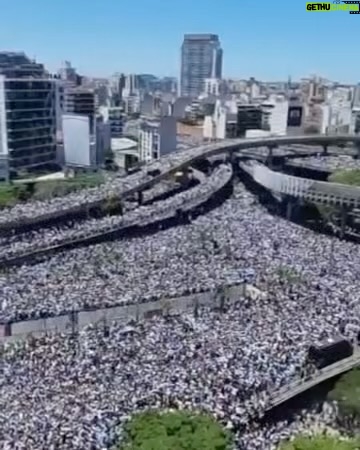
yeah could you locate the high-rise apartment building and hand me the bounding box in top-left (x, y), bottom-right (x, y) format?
top-left (99, 106), bottom-right (125, 138)
top-left (139, 117), bottom-right (177, 162)
top-left (64, 87), bottom-right (96, 133)
top-left (180, 34), bottom-right (223, 98)
top-left (0, 52), bottom-right (58, 180)
top-left (236, 105), bottom-right (262, 137)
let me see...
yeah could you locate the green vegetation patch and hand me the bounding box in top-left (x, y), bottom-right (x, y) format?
top-left (0, 173), bottom-right (105, 208)
top-left (329, 169), bottom-right (360, 187)
top-left (328, 368), bottom-right (360, 418)
top-left (32, 173), bottom-right (105, 201)
top-left (279, 434), bottom-right (360, 450)
top-left (0, 184), bottom-right (19, 208)
top-left (117, 410), bottom-right (233, 450)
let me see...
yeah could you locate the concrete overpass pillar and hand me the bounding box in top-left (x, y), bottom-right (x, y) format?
top-left (340, 205), bottom-right (347, 239)
top-left (137, 190), bottom-right (143, 205)
top-left (286, 200), bottom-right (293, 221)
top-left (356, 143), bottom-right (360, 160)
top-left (267, 146), bottom-right (274, 168)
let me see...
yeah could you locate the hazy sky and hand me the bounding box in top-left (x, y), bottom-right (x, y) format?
top-left (0, 0), bottom-right (358, 82)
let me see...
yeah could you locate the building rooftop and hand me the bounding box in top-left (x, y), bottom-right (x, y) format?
top-left (0, 51), bottom-right (47, 78)
top-left (111, 137), bottom-right (138, 152)
top-left (184, 34), bottom-right (219, 41)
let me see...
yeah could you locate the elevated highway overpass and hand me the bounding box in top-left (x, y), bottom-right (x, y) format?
top-left (266, 351), bottom-right (360, 411)
top-left (2, 134), bottom-right (360, 233)
top-left (240, 160), bottom-right (360, 208)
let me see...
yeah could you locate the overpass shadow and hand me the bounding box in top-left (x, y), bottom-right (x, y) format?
top-left (260, 375), bottom-right (341, 425)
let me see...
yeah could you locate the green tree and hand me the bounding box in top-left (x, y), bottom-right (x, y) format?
top-left (328, 368), bottom-right (360, 419)
top-left (117, 410), bottom-right (232, 450)
top-left (279, 434), bottom-right (360, 450)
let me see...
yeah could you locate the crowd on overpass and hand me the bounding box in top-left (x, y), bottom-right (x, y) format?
top-left (0, 144), bottom-right (211, 227)
top-left (0, 165), bottom-right (231, 263)
top-left (0, 136), bottom-right (354, 228)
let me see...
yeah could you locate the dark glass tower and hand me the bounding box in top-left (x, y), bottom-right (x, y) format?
top-left (0, 52), bottom-right (57, 179)
top-left (180, 34), bottom-right (223, 98)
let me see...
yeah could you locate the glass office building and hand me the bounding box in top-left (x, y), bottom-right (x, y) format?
top-left (0, 52), bottom-right (57, 180)
top-left (180, 34), bottom-right (223, 98)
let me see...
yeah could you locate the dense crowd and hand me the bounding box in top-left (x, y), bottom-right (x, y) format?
top-left (1, 177), bottom-right (360, 325)
top-left (238, 402), bottom-right (340, 449)
top-left (290, 154), bottom-right (360, 172)
top-left (0, 140), bottom-right (346, 228)
top-left (0, 165), bottom-right (229, 263)
top-left (0, 142), bottom-right (222, 227)
top-left (0, 303), bottom-right (339, 450)
top-left (2, 159), bottom-right (360, 448)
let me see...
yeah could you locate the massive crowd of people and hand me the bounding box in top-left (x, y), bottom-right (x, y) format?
top-left (1, 150), bottom-right (360, 449)
top-left (0, 165), bottom-right (230, 263)
top-left (0, 142), bottom-right (216, 227)
top-left (0, 140), bottom-right (344, 228)
top-left (290, 154), bottom-right (360, 172)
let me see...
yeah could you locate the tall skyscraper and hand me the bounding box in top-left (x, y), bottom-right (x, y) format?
top-left (0, 52), bottom-right (58, 180)
top-left (180, 34), bottom-right (223, 98)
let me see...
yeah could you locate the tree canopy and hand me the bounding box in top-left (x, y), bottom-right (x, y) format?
top-left (117, 410), bottom-right (232, 450)
top-left (329, 169), bottom-right (360, 187)
top-left (328, 368), bottom-right (360, 418)
top-left (279, 434), bottom-right (360, 450)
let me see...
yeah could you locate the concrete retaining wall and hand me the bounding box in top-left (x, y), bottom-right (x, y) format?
top-left (2, 284), bottom-right (248, 343)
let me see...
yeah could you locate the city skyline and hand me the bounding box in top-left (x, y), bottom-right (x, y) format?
top-left (0, 0), bottom-right (359, 83)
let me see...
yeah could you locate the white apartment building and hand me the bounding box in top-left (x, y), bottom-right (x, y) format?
top-left (203, 78), bottom-right (223, 97)
top-left (303, 103), bottom-right (327, 134)
top-left (249, 80), bottom-right (260, 101)
top-left (203, 100), bottom-right (238, 140)
top-left (139, 117), bottom-right (177, 162)
top-left (328, 103), bottom-right (352, 134)
top-left (122, 74), bottom-right (138, 98)
top-left (353, 84), bottom-right (360, 108)
top-left (350, 107), bottom-right (360, 134)
top-left (304, 101), bottom-right (351, 135)
top-left (260, 95), bottom-right (288, 136)
top-left (322, 90), bottom-right (352, 134)
top-left (203, 100), bottom-right (227, 140)
top-left (123, 95), bottom-right (140, 115)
